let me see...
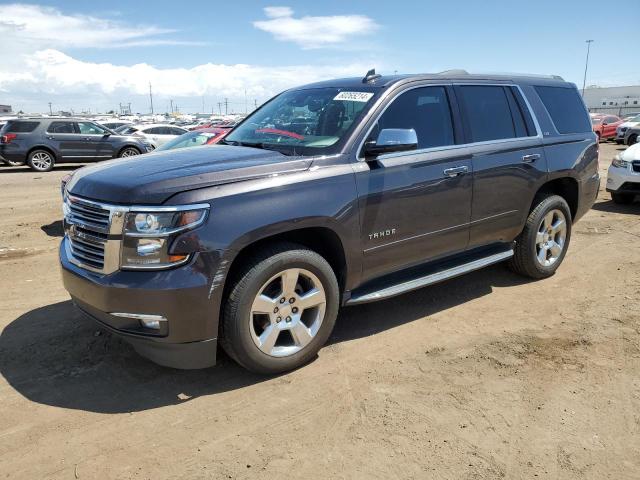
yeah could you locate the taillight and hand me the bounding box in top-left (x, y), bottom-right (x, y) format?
top-left (0, 133), bottom-right (17, 144)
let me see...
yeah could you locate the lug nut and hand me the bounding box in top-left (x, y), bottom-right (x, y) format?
top-left (286, 316), bottom-right (292, 322)
top-left (276, 317), bottom-right (282, 323)
top-left (289, 298), bottom-right (295, 304)
top-left (280, 298), bottom-right (286, 304)
top-left (292, 307), bottom-right (299, 314)
top-left (273, 307), bottom-right (279, 313)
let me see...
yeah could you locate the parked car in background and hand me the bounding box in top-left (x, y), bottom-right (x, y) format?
top-left (116, 124), bottom-right (188, 149)
top-left (623, 125), bottom-right (640, 146)
top-left (622, 112), bottom-right (640, 121)
top-left (154, 127), bottom-right (231, 152)
top-left (607, 142), bottom-right (640, 203)
top-left (98, 120), bottom-right (134, 131)
top-left (60, 71), bottom-right (599, 373)
top-left (0, 118), bottom-right (151, 171)
top-left (591, 114), bottom-right (622, 141)
top-left (615, 114), bottom-right (640, 144)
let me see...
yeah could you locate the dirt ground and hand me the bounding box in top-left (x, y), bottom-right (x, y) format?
top-left (0, 143), bottom-right (639, 480)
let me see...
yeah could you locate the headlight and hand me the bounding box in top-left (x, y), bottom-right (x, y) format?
top-left (612, 153), bottom-right (630, 169)
top-left (120, 206), bottom-right (208, 269)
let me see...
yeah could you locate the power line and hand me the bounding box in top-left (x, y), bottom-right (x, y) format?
top-left (582, 40), bottom-right (594, 97)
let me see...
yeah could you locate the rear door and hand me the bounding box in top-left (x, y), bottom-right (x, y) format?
top-left (356, 84), bottom-right (473, 282)
top-left (454, 84), bottom-right (547, 248)
top-left (45, 121), bottom-right (84, 159)
top-left (603, 116), bottom-right (619, 138)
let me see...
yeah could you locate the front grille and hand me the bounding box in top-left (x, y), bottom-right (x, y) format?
top-left (66, 196), bottom-right (111, 271)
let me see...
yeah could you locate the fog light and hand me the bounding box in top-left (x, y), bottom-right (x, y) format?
top-left (111, 312), bottom-right (166, 330)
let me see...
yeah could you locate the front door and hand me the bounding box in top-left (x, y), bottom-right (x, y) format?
top-left (355, 85), bottom-right (473, 283)
top-left (77, 122), bottom-right (114, 160)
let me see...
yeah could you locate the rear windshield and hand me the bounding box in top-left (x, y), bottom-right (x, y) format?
top-left (4, 121), bottom-right (39, 133)
top-left (535, 86), bottom-right (591, 134)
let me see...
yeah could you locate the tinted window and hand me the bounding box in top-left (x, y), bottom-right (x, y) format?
top-left (169, 127), bottom-right (186, 135)
top-left (145, 127), bottom-right (164, 135)
top-left (4, 121), bottom-right (39, 133)
top-left (604, 117), bottom-right (618, 124)
top-left (374, 86), bottom-right (455, 149)
top-left (78, 122), bottom-right (107, 135)
top-left (47, 121), bottom-right (76, 134)
top-left (459, 86), bottom-right (518, 142)
top-left (535, 86), bottom-right (591, 134)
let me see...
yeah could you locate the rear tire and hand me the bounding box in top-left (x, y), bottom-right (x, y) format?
top-left (628, 134), bottom-right (638, 146)
top-left (220, 243), bottom-right (339, 374)
top-left (509, 195), bottom-right (572, 279)
top-left (611, 192), bottom-right (635, 204)
top-left (27, 149), bottom-right (54, 172)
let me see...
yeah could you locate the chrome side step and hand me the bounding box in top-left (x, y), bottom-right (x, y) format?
top-left (346, 249), bottom-right (514, 305)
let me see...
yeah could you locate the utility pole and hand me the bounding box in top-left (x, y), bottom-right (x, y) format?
top-left (582, 40), bottom-right (594, 97)
top-left (224, 98), bottom-right (228, 115)
top-left (254, 99), bottom-right (258, 110)
top-left (217, 102), bottom-right (222, 115)
top-left (48, 102), bottom-right (52, 115)
top-left (149, 82), bottom-right (154, 114)
top-left (170, 99), bottom-right (174, 114)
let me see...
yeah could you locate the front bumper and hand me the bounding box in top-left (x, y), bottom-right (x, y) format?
top-left (60, 238), bottom-right (222, 369)
top-left (606, 164), bottom-right (640, 192)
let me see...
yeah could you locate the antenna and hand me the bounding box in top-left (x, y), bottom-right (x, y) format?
top-left (362, 68), bottom-right (382, 84)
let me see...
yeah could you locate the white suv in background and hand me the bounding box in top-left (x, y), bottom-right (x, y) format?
top-left (615, 115), bottom-right (640, 144)
top-left (607, 142), bottom-right (640, 204)
top-left (117, 124), bottom-right (188, 148)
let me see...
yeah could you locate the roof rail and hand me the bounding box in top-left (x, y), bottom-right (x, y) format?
top-left (437, 69), bottom-right (469, 76)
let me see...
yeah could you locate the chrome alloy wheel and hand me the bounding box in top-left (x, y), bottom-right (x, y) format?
top-left (120, 148), bottom-right (139, 157)
top-left (249, 268), bottom-right (326, 357)
top-left (535, 209), bottom-right (567, 267)
top-left (31, 151), bottom-right (53, 170)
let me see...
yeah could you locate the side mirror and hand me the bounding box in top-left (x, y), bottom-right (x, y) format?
top-left (103, 131), bottom-right (112, 137)
top-left (364, 128), bottom-right (418, 157)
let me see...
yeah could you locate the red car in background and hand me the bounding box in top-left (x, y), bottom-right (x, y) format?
top-left (591, 114), bottom-right (623, 141)
top-left (154, 127), bottom-right (231, 152)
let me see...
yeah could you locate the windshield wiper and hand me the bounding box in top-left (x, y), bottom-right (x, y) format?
top-left (222, 140), bottom-right (293, 155)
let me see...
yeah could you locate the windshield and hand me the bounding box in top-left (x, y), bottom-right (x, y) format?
top-left (224, 87), bottom-right (378, 155)
top-left (156, 131), bottom-right (217, 151)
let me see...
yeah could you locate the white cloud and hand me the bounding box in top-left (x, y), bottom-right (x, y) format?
top-left (253, 6), bottom-right (379, 49)
top-left (0, 49), bottom-right (377, 112)
top-left (0, 4), bottom-right (197, 49)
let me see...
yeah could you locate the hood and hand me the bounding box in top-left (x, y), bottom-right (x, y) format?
top-left (620, 121), bottom-right (640, 129)
top-left (621, 142), bottom-right (640, 161)
top-left (67, 145), bottom-right (311, 204)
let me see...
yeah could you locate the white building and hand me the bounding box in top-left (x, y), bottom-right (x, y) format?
top-left (0, 105), bottom-right (12, 114)
top-left (583, 85), bottom-right (640, 116)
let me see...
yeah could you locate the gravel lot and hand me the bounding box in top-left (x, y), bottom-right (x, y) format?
top-left (0, 143), bottom-right (639, 479)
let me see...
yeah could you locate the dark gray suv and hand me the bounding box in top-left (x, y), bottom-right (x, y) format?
top-left (60, 71), bottom-right (600, 374)
top-left (0, 118), bottom-right (151, 172)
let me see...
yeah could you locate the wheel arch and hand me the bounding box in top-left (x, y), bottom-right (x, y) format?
top-left (531, 177), bottom-right (579, 221)
top-left (27, 145), bottom-right (57, 161)
top-left (117, 144), bottom-right (141, 156)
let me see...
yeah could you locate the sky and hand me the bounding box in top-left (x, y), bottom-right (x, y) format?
top-left (0, 0), bottom-right (637, 114)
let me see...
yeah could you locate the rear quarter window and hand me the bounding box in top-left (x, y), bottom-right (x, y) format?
top-left (534, 86), bottom-right (591, 134)
top-left (4, 121), bottom-right (40, 133)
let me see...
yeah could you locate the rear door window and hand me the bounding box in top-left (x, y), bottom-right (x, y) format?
top-left (4, 121), bottom-right (39, 133)
top-left (78, 122), bottom-right (107, 135)
top-left (457, 85), bottom-right (519, 142)
top-left (534, 86), bottom-right (591, 134)
top-left (47, 121), bottom-right (77, 134)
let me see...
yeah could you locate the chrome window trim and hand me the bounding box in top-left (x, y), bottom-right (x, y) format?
top-left (355, 83), bottom-right (542, 163)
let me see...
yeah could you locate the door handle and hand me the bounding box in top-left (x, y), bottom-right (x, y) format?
top-left (522, 154), bottom-right (541, 163)
top-left (46, 136), bottom-right (55, 140)
top-left (443, 166), bottom-right (469, 177)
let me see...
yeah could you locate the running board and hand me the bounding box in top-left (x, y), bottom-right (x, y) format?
top-left (346, 248), bottom-right (514, 305)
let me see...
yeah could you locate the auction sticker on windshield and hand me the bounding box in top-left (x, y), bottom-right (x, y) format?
top-left (333, 92), bottom-right (374, 102)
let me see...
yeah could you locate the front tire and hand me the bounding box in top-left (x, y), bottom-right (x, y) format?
top-left (27, 149), bottom-right (54, 172)
top-left (220, 243), bottom-right (339, 374)
top-left (611, 192), bottom-right (635, 204)
top-left (628, 134), bottom-right (638, 146)
top-left (509, 195), bottom-right (572, 279)
top-left (118, 147), bottom-right (140, 158)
